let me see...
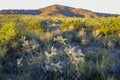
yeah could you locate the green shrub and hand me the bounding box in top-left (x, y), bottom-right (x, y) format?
top-left (60, 19), bottom-right (83, 31)
top-left (0, 22), bottom-right (16, 46)
top-left (80, 50), bottom-right (116, 80)
top-left (0, 46), bottom-right (8, 58)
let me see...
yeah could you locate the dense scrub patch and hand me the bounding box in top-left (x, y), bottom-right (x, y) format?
top-left (0, 22), bottom-right (16, 46)
top-left (0, 15), bottom-right (119, 80)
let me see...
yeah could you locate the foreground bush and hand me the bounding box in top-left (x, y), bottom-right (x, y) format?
top-left (0, 36), bottom-right (116, 80)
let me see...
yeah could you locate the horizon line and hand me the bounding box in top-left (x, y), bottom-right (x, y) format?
top-left (0, 4), bottom-right (119, 15)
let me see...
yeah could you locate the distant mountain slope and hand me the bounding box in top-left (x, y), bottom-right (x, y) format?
top-left (39, 4), bottom-right (97, 17)
top-left (0, 10), bottom-right (40, 15)
top-left (0, 4), bottom-right (119, 17)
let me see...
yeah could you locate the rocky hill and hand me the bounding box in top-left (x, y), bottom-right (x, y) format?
top-left (0, 4), bottom-right (119, 17)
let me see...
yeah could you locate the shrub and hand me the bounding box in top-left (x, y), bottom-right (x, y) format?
top-left (27, 20), bottom-right (45, 32)
top-left (60, 19), bottom-right (83, 31)
top-left (0, 46), bottom-right (8, 58)
top-left (0, 22), bottom-right (16, 46)
top-left (80, 50), bottom-right (116, 80)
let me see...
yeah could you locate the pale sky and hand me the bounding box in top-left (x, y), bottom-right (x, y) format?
top-left (0, 0), bottom-right (120, 14)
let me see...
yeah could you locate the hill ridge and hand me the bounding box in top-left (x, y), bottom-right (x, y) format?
top-left (0, 4), bottom-right (119, 17)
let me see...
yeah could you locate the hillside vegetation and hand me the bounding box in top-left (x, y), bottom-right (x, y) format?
top-left (0, 15), bottom-right (120, 80)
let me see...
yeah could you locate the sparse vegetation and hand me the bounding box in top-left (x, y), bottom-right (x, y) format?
top-left (0, 14), bottom-right (120, 80)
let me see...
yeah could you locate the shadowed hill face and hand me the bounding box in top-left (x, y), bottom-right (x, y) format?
top-left (0, 10), bottom-right (41, 15)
